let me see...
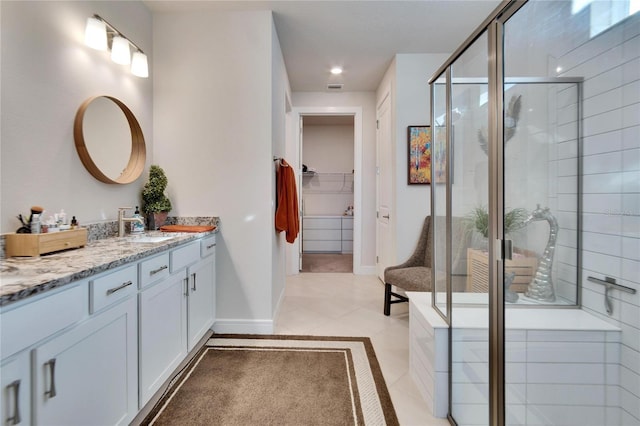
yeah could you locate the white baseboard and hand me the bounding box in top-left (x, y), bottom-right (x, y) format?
top-left (213, 319), bottom-right (274, 335)
top-left (355, 265), bottom-right (376, 275)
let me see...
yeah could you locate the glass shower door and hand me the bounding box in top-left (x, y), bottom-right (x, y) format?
top-left (432, 76), bottom-right (448, 319)
top-left (449, 30), bottom-right (491, 426)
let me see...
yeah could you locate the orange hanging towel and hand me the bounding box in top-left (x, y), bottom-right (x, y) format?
top-left (275, 159), bottom-right (299, 243)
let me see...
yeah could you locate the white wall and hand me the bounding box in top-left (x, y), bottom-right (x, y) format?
top-left (376, 54), bottom-right (450, 263)
top-left (292, 92), bottom-right (377, 269)
top-left (270, 19), bottom-right (292, 318)
top-left (153, 9), bottom-right (277, 331)
top-left (0, 1), bottom-right (152, 233)
top-left (303, 124), bottom-right (354, 173)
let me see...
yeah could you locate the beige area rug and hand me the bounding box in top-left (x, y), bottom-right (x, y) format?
top-left (142, 335), bottom-right (399, 426)
top-left (302, 253), bottom-right (353, 273)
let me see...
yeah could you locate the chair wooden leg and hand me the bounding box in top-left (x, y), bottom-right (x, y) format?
top-left (384, 283), bottom-right (392, 316)
top-left (384, 283), bottom-right (410, 316)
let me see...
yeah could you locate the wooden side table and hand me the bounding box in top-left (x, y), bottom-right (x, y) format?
top-left (466, 248), bottom-right (538, 293)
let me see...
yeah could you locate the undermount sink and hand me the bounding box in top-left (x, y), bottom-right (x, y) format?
top-left (125, 235), bottom-right (176, 243)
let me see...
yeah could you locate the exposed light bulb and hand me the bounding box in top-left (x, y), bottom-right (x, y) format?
top-left (131, 51), bottom-right (149, 78)
top-left (331, 67), bottom-right (343, 75)
top-left (111, 36), bottom-right (131, 65)
top-left (84, 17), bottom-right (107, 51)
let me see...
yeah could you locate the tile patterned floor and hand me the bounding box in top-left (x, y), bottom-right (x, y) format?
top-left (274, 272), bottom-right (450, 426)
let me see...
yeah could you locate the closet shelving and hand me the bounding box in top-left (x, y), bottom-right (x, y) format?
top-left (302, 172), bottom-right (353, 194)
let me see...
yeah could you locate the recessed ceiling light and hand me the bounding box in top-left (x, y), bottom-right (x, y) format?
top-left (330, 67), bottom-right (343, 75)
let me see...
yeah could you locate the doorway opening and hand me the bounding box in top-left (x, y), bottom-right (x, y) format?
top-left (300, 115), bottom-right (354, 273)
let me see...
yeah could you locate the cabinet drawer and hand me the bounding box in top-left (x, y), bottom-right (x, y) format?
top-left (342, 230), bottom-right (353, 241)
top-left (200, 235), bottom-right (216, 258)
top-left (341, 217), bottom-right (354, 230)
top-left (304, 229), bottom-right (341, 241)
top-left (303, 218), bottom-right (341, 230)
top-left (91, 264), bottom-right (137, 313)
top-left (139, 253), bottom-right (170, 289)
top-left (303, 240), bottom-right (341, 252)
top-left (1, 284), bottom-right (86, 359)
top-left (171, 242), bottom-right (200, 272)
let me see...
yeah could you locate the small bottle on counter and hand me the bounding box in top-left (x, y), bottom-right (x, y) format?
top-left (30, 214), bottom-right (41, 234)
top-left (131, 206), bottom-right (144, 234)
top-left (71, 216), bottom-right (78, 229)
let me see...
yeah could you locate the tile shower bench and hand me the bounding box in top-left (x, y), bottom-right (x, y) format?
top-left (408, 292), bottom-right (622, 426)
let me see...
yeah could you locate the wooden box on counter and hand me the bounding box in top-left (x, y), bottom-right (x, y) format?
top-left (5, 228), bottom-right (88, 257)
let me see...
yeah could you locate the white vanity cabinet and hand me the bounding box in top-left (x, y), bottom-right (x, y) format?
top-left (138, 235), bottom-right (216, 406)
top-left (187, 236), bottom-right (216, 351)
top-left (138, 271), bottom-right (188, 406)
top-left (1, 352), bottom-right (30, 425)
top-left (1, 283), bottom-right (87, 426)
top-left (32, 296), bottom-right (138, 425)
top-left (0, 232), bottom-right (217, 425)
top-left (0, 264), bottom-right (139, 426)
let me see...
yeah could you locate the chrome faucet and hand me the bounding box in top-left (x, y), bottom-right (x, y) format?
top-left (118, 207), bottom-right (144, 237)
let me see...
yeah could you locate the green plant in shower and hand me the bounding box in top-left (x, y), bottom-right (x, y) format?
top-left (464, 205), bottom-right (528, 238)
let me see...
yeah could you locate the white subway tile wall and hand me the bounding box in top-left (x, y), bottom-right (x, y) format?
top-left (560, 9), bottom-right (640, 424)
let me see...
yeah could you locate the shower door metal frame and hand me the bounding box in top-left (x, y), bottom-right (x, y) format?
top-left (429, 0), bottom-right (585, 424)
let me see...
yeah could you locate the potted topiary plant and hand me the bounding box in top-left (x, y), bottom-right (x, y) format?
top-left (142, 165), bottom-right (172, 230)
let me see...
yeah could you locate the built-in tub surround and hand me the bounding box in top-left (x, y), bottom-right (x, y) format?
top-left (0, 218), bottom-right (219, 306)
top-left (409, 293), bottom-right (622, 425)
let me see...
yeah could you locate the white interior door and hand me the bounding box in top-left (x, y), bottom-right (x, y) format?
top-left (376, 93), bottom-right (393, 281)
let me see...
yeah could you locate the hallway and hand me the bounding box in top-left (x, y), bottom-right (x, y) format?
top-left (275, 273), bottom-right (448, 425)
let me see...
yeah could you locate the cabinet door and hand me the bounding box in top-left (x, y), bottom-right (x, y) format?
top-left (33, 297), bottom-right (137, 426)
top-left (139, 273), bottom-right (188, 407)
top-left (187, 255), bottom-right (215, 352)
top-left (1, 352), bottom-right (30, 426)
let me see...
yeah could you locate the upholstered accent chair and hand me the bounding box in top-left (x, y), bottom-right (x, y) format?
top-left (383, 216), bottom-right (432, 316)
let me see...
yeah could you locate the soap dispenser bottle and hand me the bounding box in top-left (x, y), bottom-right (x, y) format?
top-left (131, 206), bottom-right (144, 234)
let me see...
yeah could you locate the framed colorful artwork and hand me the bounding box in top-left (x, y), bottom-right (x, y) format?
top-left (407, 125), bottom-right (431, 184)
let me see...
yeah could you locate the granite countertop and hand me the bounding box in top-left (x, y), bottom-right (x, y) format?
top-left (0, 230), bottom-right (217, 307)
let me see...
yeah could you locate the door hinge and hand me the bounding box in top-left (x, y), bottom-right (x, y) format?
top-left (376, 120), bottom-right (379, 129)
top-left (376, 211), bottom-right (379, 218)
top-left (376, 256), bottom-right (379, 263)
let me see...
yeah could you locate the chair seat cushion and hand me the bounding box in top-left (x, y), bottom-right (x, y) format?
top-left (384, 267), bottom-right (432, 292)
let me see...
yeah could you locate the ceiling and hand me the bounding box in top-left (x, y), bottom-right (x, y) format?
top-left (145, 0), bottom-right (502, 92)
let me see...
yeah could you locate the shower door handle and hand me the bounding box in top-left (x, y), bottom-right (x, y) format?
top-left (504, 240), bottom-right (513, 260)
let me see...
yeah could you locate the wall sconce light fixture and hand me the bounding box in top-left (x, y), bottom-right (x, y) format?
top-left (84, 14), bottom-right (148, 78)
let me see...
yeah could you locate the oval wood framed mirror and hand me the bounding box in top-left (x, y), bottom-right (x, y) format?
top-left (74, 95), bottom-right (146, 184)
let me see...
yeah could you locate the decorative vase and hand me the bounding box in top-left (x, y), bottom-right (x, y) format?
top-left (148, 211), bottom-right (168, 230)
